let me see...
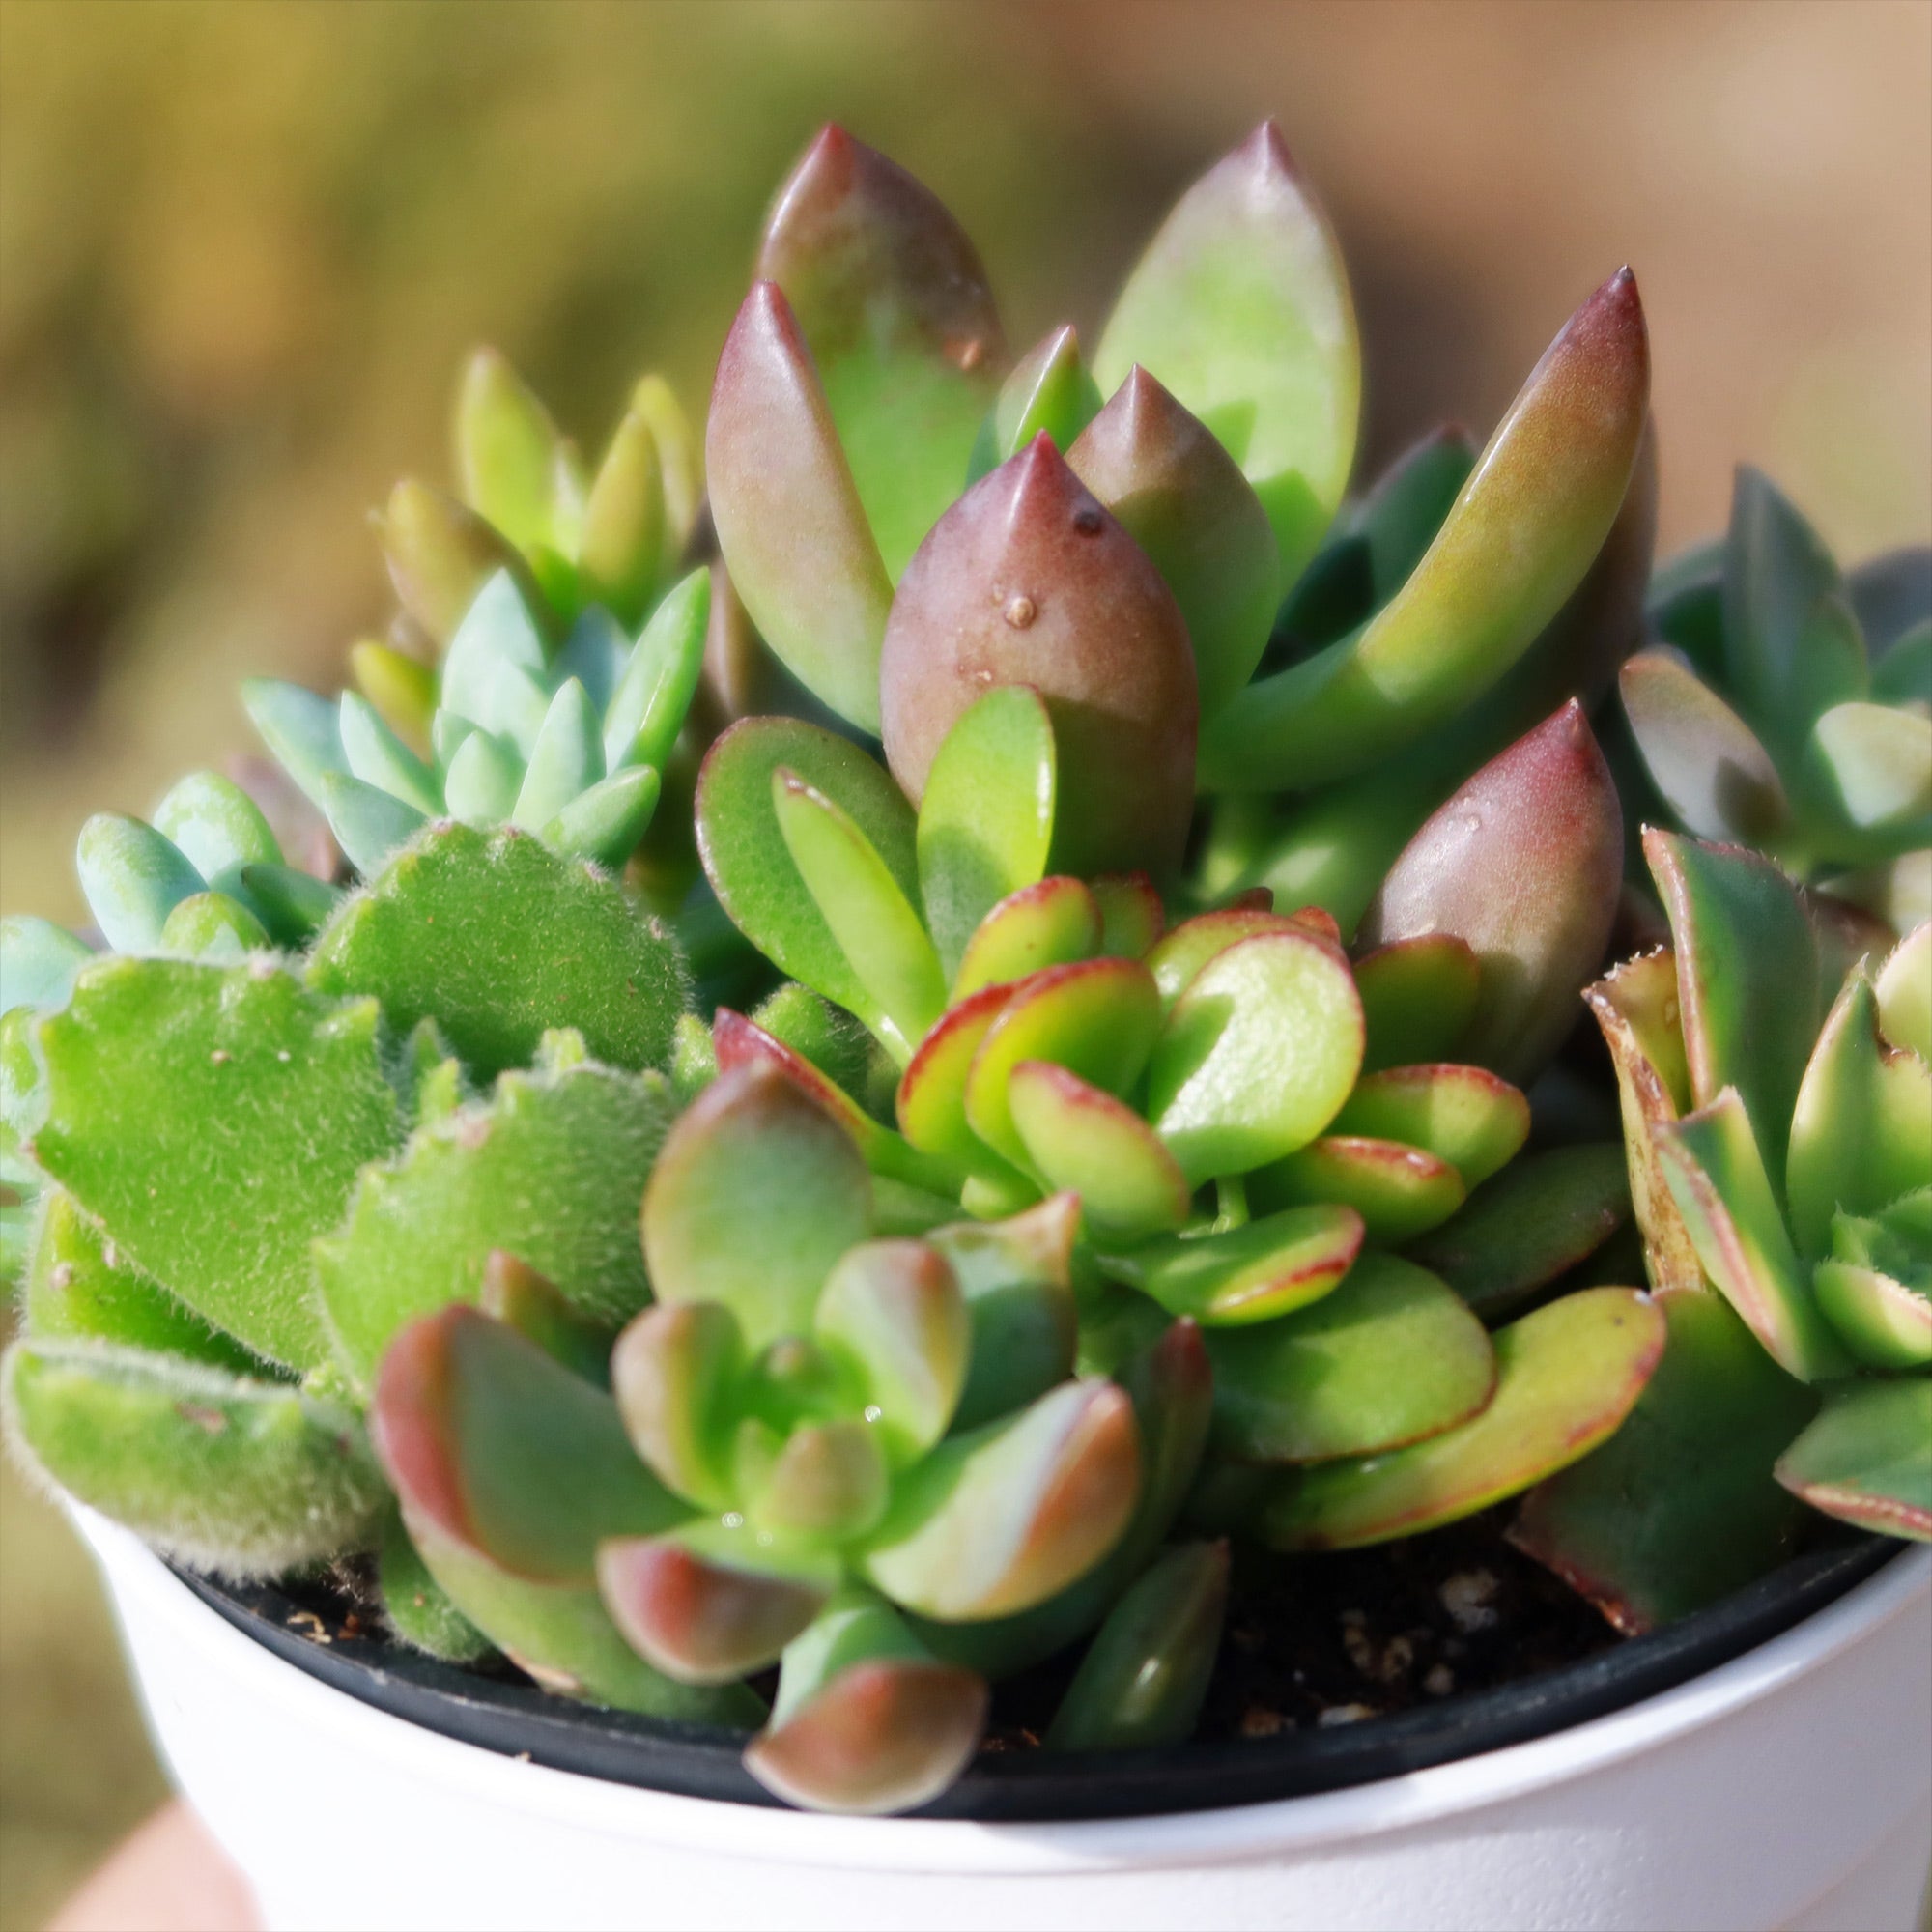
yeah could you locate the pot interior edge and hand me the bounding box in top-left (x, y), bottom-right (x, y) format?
top-left (166, 1538), bottom-right (1898, 1824)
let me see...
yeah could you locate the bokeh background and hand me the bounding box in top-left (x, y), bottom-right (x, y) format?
top-left (1, 1), bottom-right (1927, 1921)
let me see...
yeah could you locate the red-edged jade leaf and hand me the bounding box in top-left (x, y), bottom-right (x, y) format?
top-left (1352, 934), bottom-right (1481, 1073)
top-left (705, 282), bottom-right (893, 731)
top-left (1205, 1252), bottom-right (1494, 1463)
top-left (1100, 1203), bottom-right (1363, 1326)
top-left (953, 877), bottom-right (1101, 1000)
top-left (1199, 270), bottom-right (1647, 791)
top-left (879, 437), bottom-right (1197, 881)
top-left (1643, 828), bottom-right (1821, 1176)
top-left (1092, 873), bottom-right (1165, 960)
top-left (894, 982), bottom-right (1026, 1183)
top-left (916, 688), bottom-right (1057, 978)
top-left (772, 769), bottom-right (947, 1060)
top-left (864, 1379), bottom-right (1141, 1620)
top-left (1406, 1144), bottom-right (1633, 1321)
top-left (1008, 1061), bottom-right (1190, 1237)
top-left (1253, 1287), bottom-right (1665, 1548)
top-left (1150, 929), bottom-right (1363, 1185)
top-left (1357, 701), bottom-right (1624, 1082)
top-left (642, 1065), bottom-right (872, 1350)
top-left (1510, 1287), bottom-right (1815, 1632)
top-left (1786, 971), bottom-right (1932, 1261)
top-left (964, 958), bottom-right (1162, 1171)
top-left (1657, 1090), bottom-right (1851, 1381)
top-left (1875, 923), bottom-right (1932, 1061)
top-left (1620, 648), bottom-right (1789, 844)
top-left (969, 324), bottom-right (1101, 482)
top-left (1329, 1064), bottom-right (1530, 1189)
top-left (1068, 365), bottom-right (1281, 720)
top-left (696, 717), bottom-right (920, 1033)
top-left (756, 127), bottom-right (1005, 582)
top-left (1250, 1135), bottom-right (1466, 1244)
top-left (1145, 907), bottom-right (1310, 1010)
top-left (1775, 1378), bottom-right (1931, 1541)
top-left (1095, 121), bottom-right (1358, 584)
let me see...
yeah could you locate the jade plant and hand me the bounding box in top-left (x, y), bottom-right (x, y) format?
top-left (1, 120), bottom-right (1926, 1822)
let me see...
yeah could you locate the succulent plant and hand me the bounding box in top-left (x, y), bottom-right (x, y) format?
top-left (1624, 475), bottom-right (1930, 932)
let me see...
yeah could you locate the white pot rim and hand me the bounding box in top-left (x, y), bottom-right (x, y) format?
top-left (80, 1508), bottom-right (1932, 1879)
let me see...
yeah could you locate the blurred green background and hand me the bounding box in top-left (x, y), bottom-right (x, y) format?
top-left (1, 2), bottom-right (1927, 1923)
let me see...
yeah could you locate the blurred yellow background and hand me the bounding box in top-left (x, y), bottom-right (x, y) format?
top-left (1, 2), bottom-right (1927, 1922)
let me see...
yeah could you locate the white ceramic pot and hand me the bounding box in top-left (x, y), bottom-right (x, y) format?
top-left (78, 1510), bottom-right (1930, 1932)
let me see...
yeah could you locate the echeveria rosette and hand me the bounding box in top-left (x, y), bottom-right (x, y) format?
top-left (1513, 833), bottom-right (1930, 1634)
top-left (368, 1065), bottom-right (1199, 1814)
top-left (1625, 472), bottom-right (1930, 930)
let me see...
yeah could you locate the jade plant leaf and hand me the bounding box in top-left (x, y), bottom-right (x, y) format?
top-left (953, 877), bottom-right (1103, 1001)
top-left (30, 958), bottom-right (401, 1370)
top-left (1250, 1135), bottom-right (1466, 1245)
top-left (308, 822), bottom-right (689, 1080)
top-left (3, 1339), bottom-right (385, 1575)
top-left (1510, 1288), bottom-right (1816, 1631)
top-left (1351, 934), bottom-right (1481, 1074)
top-left (316, 1059), bottom-right (674, 1388)
top-left (915, 688), bottom-right (1057, 977)
top-left (1100, 1204), bottom-right (1364, 1326)
top-left (1803, 702), bottom-right (1932, 852)
top-left (1008, 1062), bottom-right (1191, 1237)
top-left (1252, 1287), bottom-right (1665, 1548)
top-left (1095, 121), bottom-right (1358, 583)
top-left (152, 771), bottom-right (283, 905)
top-left (1204, 1253), bottom-right (1494, 1463)
top-left (1328, 1064), bottom-right (1530, 1190)
top-left (1774, 1378), bottom-right (1932, 1541)
top-left (641, 1066), bottom-right (871, 1351)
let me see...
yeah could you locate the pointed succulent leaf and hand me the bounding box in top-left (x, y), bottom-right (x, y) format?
top-left (1200, 270), bottom-right (1647, 790)
top-left (1848, 546), bottom-right (1932, 655)
top-left (1648, 537), bottom-right (1726, 670)
top-left (0, 917), bottom-right (92, 1017)
top-left (925, 1196), bottom-right (1079, 1432)
top-left (916, 688), bottom-right (1058, 977)
top-left (814, 1238), bottom-right (968, 1463)
top-left (151, 771), bottom-right (282, 905)
top-left (1358, 702), bottom-right (1623, 1082)
top-left (579, 409), bottom-right (667, 628)
top-left (21, 1188), bottom-right (261, 1372)
top-left (1350, 426), bottom-right (1479, 601)
top-left (1149, 929), bottom-right (1362, 1185)
top-left (748, 1592), bottom-right (986, 1815)
top-left (1101, 1203), bottom-right (1363, 1326)
top-left (309, 822), bottom-right (688, 1079)
top-left (242, 677), bottom-right (350, 815)
top-left (235, 863), bottom-right (339, 948)
top-left (1407, 1144), bottom-right (1632, 1321)
top-left (953, 877), bottom-right (1100, 1000)
top-left (338, 696), bottom-right (441, 816)
top-left (774, 770), bottom-right (947, 1058)
top-left (439, 574), bottom-right (553, 756)
top-left (1330, 1064), bottom-right (1529, 1190)
top-left (1813, 1258), bottom-right (1931, 1371)
top-left (1254, 1287), bottom-right (1663, 1548)
top-left (378, 1506), bottom-right (495, 1662)
top-left (315, 772), bottom-right (427, 877)
top-left (1803, 700), bottom-right (1932, 846)
top-left (965, 958), bottom-right (1162, 1170)
top-left (542, 766), bottom-right (661, 869)
top-left (158, 893), bottom-right (270, 961)
top-left (379, 479), bottom-right (540, 651)
top-left (351, 642), bottom-right (437, 759)
top-left (1250, 1134), bottom-right (1465, 1244)
top-left (1645, 830), bottom-right (1820, 1174)
top-left (629, 374), bottom-right (700, 561)
top-left (441, 728), bottom-right (524, 825)
top-left (1619, 649), bottom-right (1789, 843)
top-left (865, 1378), bottom-right (1140, 1620)
top-left (1092, 873), bottom-right (1165, 960)
top-left (1658, 1089), bottom-right (1851, 1381)
top-left (510, 679), bottom-right (604, 831)
top-left (1096, 121), bottom-right (1358, 581)
top-left (1510, 1287), bottom-right (1815, 1632)
top-left (1068, 365), bottom-right (1282, 720)
top-left (1008, 1061), bottom-right (1191, 1237)
top-left (1352, 934), bottom-right (1481, 1073)
top-left (642, 1066), bottom-right (871, 1350)
top-left (372, 1305), bottom-right (684, 1585)
top-left (455, 348), bottom-right (573, 558)
top-left (32, 959), bottom-right (398, 1369)
top-left (478, 1250), bottom-right (613, 1386)
top-left (74, 814), bottom-right (203, 952)
top-left (1787, 971), bottom-right (1932, 1261)
top-left (1205, 1253), bottom-right (1493, 1463)
top-left (597, 1525), bottom-right (835, 1685)
top-left (610, 1302), bottom-right (743, 1511)
top-left (707, 282), bottom-right (893, 730)
top-left (1775, 1378), bottom-right (1932, 1541)
top-left (1721, 469), bottom-right (1866, 761)
top-left (969, 324), bottom-right (1100, 482)
top-left (757, 126), bottom-right (1005, 581)
top-left (879, 438), bottom-right (1198, 880)
top-left (602, 568), bottom-right (711, 776)
top-left (696, 717), bottom-right (920, 1026)
top-left (1869, 619), bottom-right (1931, 706)
top-left (1875, 923), bottom-right (1932, 1061)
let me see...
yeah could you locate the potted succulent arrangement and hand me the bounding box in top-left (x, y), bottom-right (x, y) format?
top-left (2, 123), bottom-right (1927, 1932)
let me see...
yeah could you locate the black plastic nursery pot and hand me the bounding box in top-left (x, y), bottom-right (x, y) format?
top-left (172, 1533), bottom-right (1898, 1824)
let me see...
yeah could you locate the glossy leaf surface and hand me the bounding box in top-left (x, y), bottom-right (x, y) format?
top-left (1775, 1378), bottom-right (1932, 1541)
top-left (1103, 1203), bottom-right (1364, 1326)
